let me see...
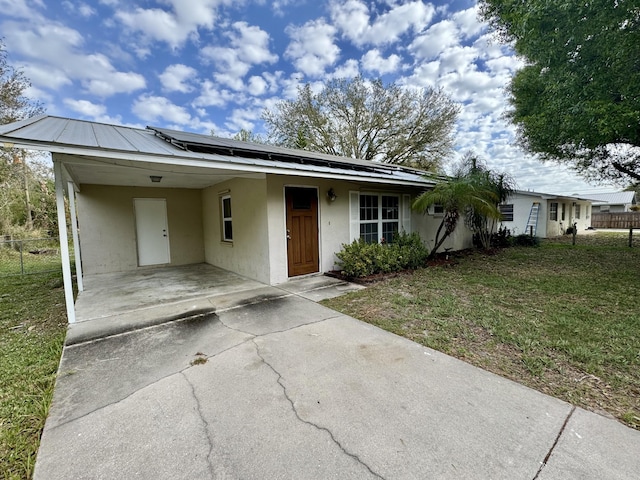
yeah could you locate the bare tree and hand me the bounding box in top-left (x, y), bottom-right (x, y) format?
top-left (263, 76), bottom-right (459, 171)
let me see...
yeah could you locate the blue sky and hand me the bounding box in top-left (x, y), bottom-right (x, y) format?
top-left (1, 0), bottom-right (619, 194)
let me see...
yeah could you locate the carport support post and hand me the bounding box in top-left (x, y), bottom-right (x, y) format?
top-left (54, 160), bottom-right (76, 323)
top-left (67, 181), bottom-right (84, 292)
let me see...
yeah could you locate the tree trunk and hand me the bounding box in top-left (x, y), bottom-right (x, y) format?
top-left (428, 217), bottom-right (452, 260)
top-left (16, 151), bottom-right (33, 230)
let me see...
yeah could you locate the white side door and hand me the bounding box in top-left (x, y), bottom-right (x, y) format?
top-left (134, 198), bottom-right (170, 266)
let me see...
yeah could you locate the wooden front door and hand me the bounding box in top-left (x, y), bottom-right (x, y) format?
top-left (285, 187), bottom-right (319, 277)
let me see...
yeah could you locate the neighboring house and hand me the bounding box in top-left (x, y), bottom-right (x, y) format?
top-left (498, 190), bottom-right (592, 238)
top-left (0, 115), bottom-right (472, 323)
top-left (581, 192), bottom-right (637, 213)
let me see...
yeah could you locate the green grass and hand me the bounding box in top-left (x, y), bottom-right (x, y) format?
top-left (323, 232), bottom-right (640, 429)
top-left (0, 272), bottom-right (67, 480)
top-left (0, 244), bottom-right (63, 276)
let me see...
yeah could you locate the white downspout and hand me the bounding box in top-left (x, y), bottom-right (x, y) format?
top-left (67, 181), bottom-right (84, 292)
top-left (54, 160), bottom-right (76, 323)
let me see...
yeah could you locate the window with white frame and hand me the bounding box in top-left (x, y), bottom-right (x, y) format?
top-left (433, 204), bottom-right (444, 215)
top-left (575, 203), bottom-right (581, 219)
top-left (498, 204), bottom-right (514, 222)
top-left (550, 202), bottom-right (558, 221)
top-left (221, 195), bottom-right (232, 242)
top-left (358, 193), bottom-right (400, 243)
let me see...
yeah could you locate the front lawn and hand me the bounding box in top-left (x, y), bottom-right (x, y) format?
top-left (0, 272), bottom-right (67, 479)
top-left (323, 231), bottom-right (640, 429)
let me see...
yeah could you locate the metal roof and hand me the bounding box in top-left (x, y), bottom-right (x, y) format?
top-left (0, 115), bottom-right (439, 188)
top-left (579, 192), bottom-right (636, 206)
top-left (512, 190), bottom-right (593, 202)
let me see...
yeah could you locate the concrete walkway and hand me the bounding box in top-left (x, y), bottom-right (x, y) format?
top-left (35, 272), bottom-right (640, 479)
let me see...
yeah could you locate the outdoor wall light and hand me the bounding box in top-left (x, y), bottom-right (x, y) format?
top-left (150, 175), bottom-right (163, 183)
top-left (327, 188), bottom-right (337, 202)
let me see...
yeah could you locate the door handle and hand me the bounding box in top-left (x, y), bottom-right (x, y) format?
top-left (286, 229), bottom-right (291, 240)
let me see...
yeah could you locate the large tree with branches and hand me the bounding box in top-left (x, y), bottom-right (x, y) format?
top-left (479, 0), bottom-right (640, 183)
top-left (263, 76), bottom-right (459, 171)
top-left (0, 41), bottom-right (51, 233)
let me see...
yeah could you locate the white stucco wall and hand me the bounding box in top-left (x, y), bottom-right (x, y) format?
top-left (412, 210), bottom-right (474, 253)
top-left (76, 185), bottom-right (204, 274)
top-left (500, 193), bottom-right (591, 238)
top-left (202, 178), bottom-right (271, 284)
top-left (263, 176), bottom-right (454, 284)
top-left (266, 175), bottom-right (353, 284)
top-left (499, 193), bottom-right (548, 237)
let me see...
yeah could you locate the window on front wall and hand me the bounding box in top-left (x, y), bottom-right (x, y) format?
top-left (433, 204), bottom-right (444, 215)
top-left (561, 203), bottom-right (566, 221)
top-left (221, 195), bottom-right (232, 242)
top-left (575, 204), bottom-right (581, 219)
top-left (359, 194), bottom-right (399, 243)
top-left (550, 202), bottom-right (558, 221)
top-left (498, 204), bottom-right (514, 221)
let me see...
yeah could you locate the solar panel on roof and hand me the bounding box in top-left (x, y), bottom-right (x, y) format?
top-left (146, 125), bottom-right (436, 180)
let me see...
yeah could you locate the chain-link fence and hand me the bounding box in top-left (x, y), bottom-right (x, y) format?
top-left (0, 237), bottom-right (64, 276)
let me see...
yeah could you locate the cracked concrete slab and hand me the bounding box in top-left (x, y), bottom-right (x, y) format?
top-left (35, 280), bottom-right (640, 480)
top-left (48, 314), bottom-right (252, 428)
top-left (34, 373), bottom-right (212, 480)
top-left (253, 315), bottom-right (575, 479)
top-left (182, 341), bottom-right (379, 479)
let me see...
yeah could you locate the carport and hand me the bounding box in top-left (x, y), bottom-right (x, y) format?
top-left (66, 263), bottom-right (364, 345)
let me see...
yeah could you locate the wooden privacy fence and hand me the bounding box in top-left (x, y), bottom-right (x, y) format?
top-left (591, 212), bottom-right (640, 229)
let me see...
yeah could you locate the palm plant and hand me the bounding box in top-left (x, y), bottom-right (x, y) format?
top-left (413, 175), bottom-right (500, 259)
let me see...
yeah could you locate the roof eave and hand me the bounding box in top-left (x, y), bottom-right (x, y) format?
top-left (0, 138), bottom-right (435, 188)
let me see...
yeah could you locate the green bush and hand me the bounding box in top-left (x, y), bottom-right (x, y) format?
top-left (513, 234), bottom-right (540, 247)
top-left (336, 232), bottom-right (429, 278)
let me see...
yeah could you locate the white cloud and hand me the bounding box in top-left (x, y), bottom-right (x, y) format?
top-left (0, 0), bottom-right (45, 18)
top-left (3, 20), bottom-right (146, 97)
top-left (62, 1), bottom-right (96, 17)
top-left (64, 98), bottom-right (107, 117)
top-left (225, 107), bottom-right (262, 132)
top-left (159, 64), bottom-right (198, 93)
top-left (114, 0), bottom-right (235, 49)
top-left (410, 20), bottom-right (460, 61)
top-left (361, 49), bottom-right (401, 75)
top-left (247, 76), bottom-right (268, 96)
top-left (62, 98), bottom-right (125, 125)
top-left (201, 21), bottom-right (278, 90)
top-left (271, 0), bottom-right (296, 17)
top-left (438, 45), bottom-right (479, 75)
top-left (330, 59), bottom-right (360, 79)
top-left (285, 19), bottom-right (340, 77)
top-left (330, 0), bottom-right (435, 46)
top-left (193, 80), bottom-right (235, 108)
top-left (132, 94), bottom-right (192, 125)
top-left (20, 63), bottom-right (72, 90)
top-left (451, 6), bottom-right (484, 39)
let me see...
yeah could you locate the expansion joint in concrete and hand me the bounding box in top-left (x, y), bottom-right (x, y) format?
top-left (250, 339), bottom-right (386, 480)
top-left (532, 406), bottom-right (576, 480)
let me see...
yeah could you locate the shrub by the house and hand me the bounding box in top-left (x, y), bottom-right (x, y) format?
top-left (336, 232), bottom-right (429, 278)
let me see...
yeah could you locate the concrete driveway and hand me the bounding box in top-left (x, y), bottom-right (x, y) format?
top-left (35, 275), bottom-right (640, 479)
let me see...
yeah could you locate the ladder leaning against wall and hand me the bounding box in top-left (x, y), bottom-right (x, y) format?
top-left (525, 202), bottom-right (540, 236)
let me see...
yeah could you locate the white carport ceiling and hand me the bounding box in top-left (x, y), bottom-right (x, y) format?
top-left (59, 155), bottom-right (265, 189)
